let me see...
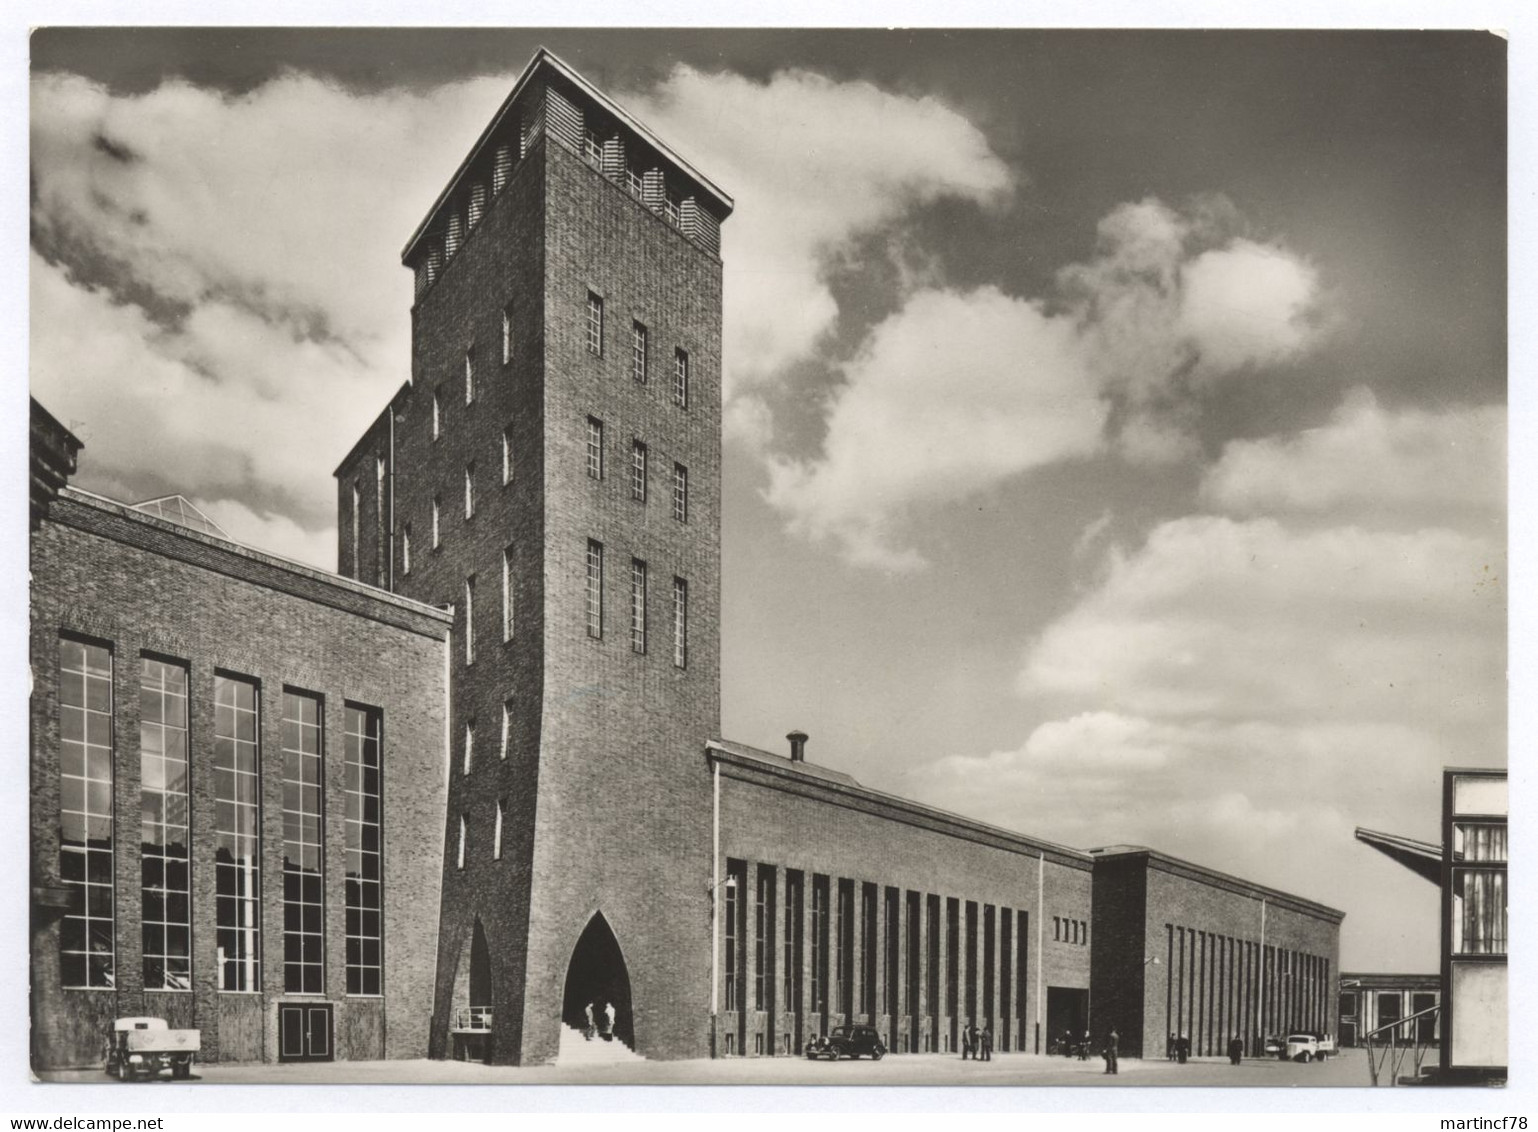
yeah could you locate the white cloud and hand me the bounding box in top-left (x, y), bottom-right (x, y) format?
top-left (623, 65), bottom-right (1014, 397)
top-left (764, 286), bottom-right (1106, 571)
top-left (1177, 239), bottom-right (1323, 376)
top-left (1201, 388), bottom-right (1506, 527)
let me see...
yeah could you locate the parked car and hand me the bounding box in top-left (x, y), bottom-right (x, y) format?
top-left (1285, 1033), bottom-right (1323, 1063)
top-left (103, 1017), bottom-right (200, 1081)
top-left (1263, 1034), bottom-right (1285, 1058)
top-left (805, 1025), bottom-right (886, 1061)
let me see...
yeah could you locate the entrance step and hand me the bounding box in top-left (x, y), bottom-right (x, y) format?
top-left (557, 1023), bottom-right (644, 1064)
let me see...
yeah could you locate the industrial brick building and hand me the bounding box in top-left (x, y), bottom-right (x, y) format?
top-left (29, 47), bottom-right (1343, 1071)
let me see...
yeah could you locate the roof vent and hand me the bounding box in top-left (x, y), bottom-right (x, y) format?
top-left (787, 730), bottom-right (808, 763)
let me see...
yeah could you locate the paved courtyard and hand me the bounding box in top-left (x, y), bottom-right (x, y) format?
top-left (42, 1049), bottom-right (1375, 1088)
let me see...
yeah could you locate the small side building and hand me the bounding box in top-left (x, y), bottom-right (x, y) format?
top-left (1089, 846), bottom-right (1343, 1059)
top-left (1337, 972), bottom-right (1439, 1048)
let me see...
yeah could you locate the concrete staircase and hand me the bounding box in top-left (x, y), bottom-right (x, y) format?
top-left (557, 1023), bottom-right (644, 1065)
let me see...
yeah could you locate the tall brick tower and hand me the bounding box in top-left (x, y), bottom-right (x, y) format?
top-left (335, 48), bottom-right (731, 1063)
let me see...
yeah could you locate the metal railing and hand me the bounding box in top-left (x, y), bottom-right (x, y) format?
top-left (1363, 1003), bottom-right (1441, 1086)
top-left (452, 1007), bottom-right (493, 1032)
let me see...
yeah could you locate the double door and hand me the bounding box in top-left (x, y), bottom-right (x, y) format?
top-left (278, 1002), bottom-right (333, 1063)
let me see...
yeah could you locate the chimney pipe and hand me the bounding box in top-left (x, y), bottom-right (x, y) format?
top-left (787, 730), bottom-right (808, 763)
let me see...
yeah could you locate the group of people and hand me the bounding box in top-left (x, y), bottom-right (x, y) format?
top-left (582, 1000), bottom-right (616, 1042)
top-left (959, 1021), bottom-right (994, 1060)
top-left (1165, 1032), bottom-right (1247, 1065)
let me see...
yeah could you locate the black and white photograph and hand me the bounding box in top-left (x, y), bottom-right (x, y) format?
top-left (13, 12), bottom-right (1522, 1115)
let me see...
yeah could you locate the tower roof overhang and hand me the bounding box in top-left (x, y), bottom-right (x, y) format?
top-left (1355, 826), bottom-right (1442, 885)
top-left (400, 46), bottom-right (734, 266)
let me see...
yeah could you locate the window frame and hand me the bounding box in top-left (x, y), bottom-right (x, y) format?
top-left (586, 540), bottom-right (604, 639)
top-left (139, 654), bottom-right (192, 992)
top-left (586, 292), bottom-right (604, 357)
top-left (632, 321), bottom-right (648, 385)
top-left (630, 558), bottom-right (648, 655)
top-left (673, 463), bottom-right (688, 523)
top-left (673, 348), bottom-right (689, 409)
top-left (631, 440), bottom-right (648, 503)
top-left (586, 417), bottom-right (604, 480)
top-left (59, 636), bottom-right (116, 991)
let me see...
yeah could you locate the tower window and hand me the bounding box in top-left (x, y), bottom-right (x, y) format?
top-left (463, 720), bottom-right (475, 776)
top-left (674, 349), bottom-right (689, 409)
top-left (632, 321), bottom-right (648, 384)
top-left (586, 417), bottom-right (604, 480)
top-left (432, 388), bottom-right (442, 440)
top-left (631, 440), bottom-right (647, 502)
top-left (586, 292), bottom-right (604, 356)
top-left (502, 427), bottom-right (514, 485)
top-left (673, 463), bottom-right (688, 523)
top-left (465, 348), bottom-right (476, 405)
top-left (502, 546), bottom-right (515, 642)
top-left (402, 524), bottom-right (412, 575)
top-left (464, 576), bottom-right (476, 665)
top-left (494, 800), bottom-right (505, 861)
top-left (586, 540), bottom-right (604, 639)
top-left (464, 464), bottom-right (475, 520)
top-left (432, 496), bottom-right (441, 549)
top-left (673, 577), bottom-right (688, 669)
top-left (500, 699), bottom-right (512, 760)
top-left (502, 305), bottom-right (513, 366)
top-left (457, 815), bottom-right (467, 870)
top-left (631, 558), bottom-right (648, 654)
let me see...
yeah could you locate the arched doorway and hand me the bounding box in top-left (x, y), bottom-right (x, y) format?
top-left (561, 912), bottom-right (634, 1049)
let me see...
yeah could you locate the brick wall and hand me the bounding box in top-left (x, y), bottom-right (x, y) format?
top-left (29, 497), bottom-right (449, 1070)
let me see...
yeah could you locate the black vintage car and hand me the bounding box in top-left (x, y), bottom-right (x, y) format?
top-left (806, 1025), bottom-right (886, 1061)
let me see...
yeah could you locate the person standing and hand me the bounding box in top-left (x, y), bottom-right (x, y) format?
top-left (1228, 1034), bottom-right (1243, 1066)
top-left (1177, 1033), bottom-right (1189, 1064)
top-left (1167, 1031), bottom-right (1177, 1061)
top-left (1104, 1029), bottom-right (1119, 1075)
top-left (1079, 1028), bottom-right (1091, 1061)
top-left (583, 1002), bottom-right (595, 1041)
top-left (960, 1020), bottom-right (972, 1060)
top-left (981, 1024), bottom-right (993, 1062)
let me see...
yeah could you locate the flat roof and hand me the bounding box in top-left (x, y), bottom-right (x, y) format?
top-left (401, 46), bottom-right (734, 265)
top-left (709, 738), bottom-right (1094, 870)
top-left (1090, 844), bottom-right (1346, 922)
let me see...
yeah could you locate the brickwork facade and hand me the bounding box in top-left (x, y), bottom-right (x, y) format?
top-left (29, 490), bottom-right (450, 1070)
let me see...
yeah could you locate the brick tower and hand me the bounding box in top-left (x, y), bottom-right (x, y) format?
top-left (335, 48), bottom-right (732, 1063)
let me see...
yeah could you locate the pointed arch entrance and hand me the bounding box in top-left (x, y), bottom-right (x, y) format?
top-left (561, 912), bottom-right (635, 1049)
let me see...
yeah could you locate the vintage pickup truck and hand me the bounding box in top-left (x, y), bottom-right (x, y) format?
top-left (104, 1017), bottom-right (200, 1081)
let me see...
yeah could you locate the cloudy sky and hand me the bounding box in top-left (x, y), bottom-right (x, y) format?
top-left (29, 28), bottom-right (1506, 972)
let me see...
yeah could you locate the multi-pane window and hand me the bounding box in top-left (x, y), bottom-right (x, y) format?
top-left (586, 292), bottom-right (604, 356)
top-left (464, 576), bottom-right (476, 665)
top-left (500, 699), bottom-right (512, 760)
top-left (344, 706), bottom-right (383, 996)
top-left (493, 800), bottom-right (505, 860)
top-left (626, 166), bottom-right (644, 197)
top-left (432, 388), bottom-right (442, 440)
top-left (502, 427), bottom-right (514, 485)
top-left (755, 869), bottom-right (770, 1010)
top-left (1453, 822), bottom-right (1508, 955)
top-left (673, 463), bottom-right (688, 523)
top-left (140, 657), bottom-right (191, 990)
top-left (664, 187), bottom-right (681, 228)
top-left (432, 496), bottom-right (441, 549)
top-left (214, 674), bottom-right (261, 993)
top-left (502, 547), bottom-right (515, 642)
top-left (281, 691), bottom-right (325, 995)
top-left (631, 441), bottom-right (647, 502)
top-left (465, 348), bottom-right (475, 404)
top-left (673, 348), bottom-right (689, 408)
top-left (502, 305), bottom-right (513, 366)
top-left (632, 321), bottom-right (648, 384)
top-left (724, 868), bottom-right (739, 1012)
top-left (586, 540), bottom-right (604, 639)
top-left (583, 127), bottom-right (603, 168)
top-left (672, 577), bottom-right (688, 669)
top-left (630, 559), bottom-right (648, 654)
top-left (586, 417), bottom-right (604, 480)
top-left (464, 464), bottom-right (475, 520)
top-left (59, 638), bottom-right (114, 989)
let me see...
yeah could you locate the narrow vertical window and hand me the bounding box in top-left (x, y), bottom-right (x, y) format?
top-left (677, 466), bottom-right (691, 524)
top-left (464, 576), bottom-right (476, 665)
top-left (631, 321), bottom-right (648, 384)
top-left (463, 721), bottom-right (474, 776)
top-left (586, 540), bottom-right (604, 639)
top-left (344, 705), bottom-right (383, 996)
top-left (59, 638), bottom-right (114, 990)
top-left (432, 388), bottom-right (442, 440)
top-left (631, 440), bottom-right (647, 502)
top-left (465, 348), bottom-right (475, 404)
top-left (724, 866), bottom-right (739, 1012)
top-left (215, 674), bottom-right (261, 992)
top-left (493, 801), bottom-right (505, 860)
top-left (502, 547), bottom-right (515, 642)
top-left (502, 427), bottom-right (514, 485)
top-left (457, 816), bottom-right (467, 870)
top-left (586, 292), bottom-right (604, 356)
top-left (374, 459), bottom-right (387, 588)
top-left (672, 577), bottom-right (688, 669)
top-left (673, 348), bottom-right (689, 408)
top-left (432, 496), bottom-right (441, 549)
top-left (402, 524), bottom-right (412, 576)
top-left (501, 305), bottom-right (513, 366)
top-left (464, 464), bottom-right (475, 520)
top-left (350, 484), bottom-right (360, 579)
top-left (586, 417), bottom-right (604, 480)
top-left (500, 699), bottom-right (512, 760)
top-left (140, 657), bottom-right (191, 990)
top-left (281, 690), bottom-right (324, 995)
top-left (630, 558), bottom-right (647, 654)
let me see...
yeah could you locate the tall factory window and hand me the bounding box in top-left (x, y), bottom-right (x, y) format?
top-left (214, 673), bottom-right (261, 992)
top-left (344, 705), bottom-right (383, 996)
top-left (586, 292), bottom-right (604, 356)
top-left (281, 690), bottom-right (325, 995)
top-left (860, 883), bottom-right (877, 1016)
top-left (836, 880), bottom-right (854, 1019)
top-left (755, 867), bottom-right (774, 1012)
top-left (631, 321), bottom-right (648, 385)
top-left (812, 876), bottom-right (830, 1020)
top-left (630, 440), bottom-right (648, 502)
top-left (586, 417), bottom-right (604, 480)
top-left (586, 540), bottom-right (604, 638)
top-left (59, 637), bottom-right (114, 990)
top-left (630, 558), bottom-right (647, 654)
top-left (673, 348), bottom-right (689, 408)
top-left (724, 862), bottom-right (740, 1012)
top-left (672, 463), bottom-right (688, 523)
top-left (672, 577), bottom-right (688, 669)
top-left (140, 656), bottom-right (191, 990)
top-left (784, 871), bottom-right (804, 1029)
